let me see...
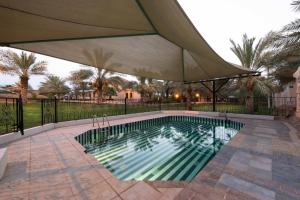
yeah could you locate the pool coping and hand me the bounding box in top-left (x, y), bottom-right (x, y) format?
top-left (0, 110), bottom-right (273, 146)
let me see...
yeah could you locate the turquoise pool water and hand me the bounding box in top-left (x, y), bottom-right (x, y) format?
top-left (75, 116), bottom-right (243, 181)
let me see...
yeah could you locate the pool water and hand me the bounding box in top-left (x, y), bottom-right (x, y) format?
top-left (76, 116), bottom-right (243, 181)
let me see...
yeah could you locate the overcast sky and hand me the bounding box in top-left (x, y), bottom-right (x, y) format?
top-left (0, 0), bottom-right (298, 89)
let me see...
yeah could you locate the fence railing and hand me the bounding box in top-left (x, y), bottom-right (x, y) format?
top-left (0, 96), bottom-right (296, 135)
top-left (0, 97), bottom-right (23, 135)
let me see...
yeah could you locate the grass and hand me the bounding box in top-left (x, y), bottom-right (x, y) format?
top-left (0, 101), bottom-right (273, 135)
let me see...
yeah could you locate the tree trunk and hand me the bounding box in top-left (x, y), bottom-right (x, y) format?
top-left (140, 85), bottom-right (145, 102)
top-left (165, 88), bottom-right (169, 99)
top-left (187, 85), bottom-right (192, 110)
top-left (20, 76), bottom-right (29, 103)
top-left (246, 88), bottom-right (254, 113)
top-left (82, 82), bottom-right (85, 100)
top-left (96, 79), bottom-right (103, 103)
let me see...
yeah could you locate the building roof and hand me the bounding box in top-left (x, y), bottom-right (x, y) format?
top-left (0, 0), bottom-right (252, 81)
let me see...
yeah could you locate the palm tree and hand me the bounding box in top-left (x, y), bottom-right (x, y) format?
top-left (266, 1), bottom-right (300, 86)
top-left (230, 34), bottom-right (274, 112)
top-left (39, 75), bottom-right (70, 98)
top-left (68, 69), bottom-right (93, 99)
top-left (124, 80), bottom-right (139, 91)
top-left (137, 76), bottom-right (147, 101)
top-left (0, 50), bottom-right (47, 103)
top-left (83, 49), bottom-right (123, 102)
top-left (162, 81), bottom-right (175, 99)
top-left (90, 74), bottom-right (125, 101)
top-left (271, 1), bottom-right (300, 54)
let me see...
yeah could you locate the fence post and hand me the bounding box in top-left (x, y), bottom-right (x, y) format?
top-left (41, 99), bottom-right (44, 125)
top-left (54, 97), bottom-right (58, 123)
top-left (15, 98), bottom-right (18, 133)
top-left (18, 95), bottom-right (24, 135)
top-left (159, 99), bottom-right (162, 111)
top-left (124, 97), bottom-right (127, 115)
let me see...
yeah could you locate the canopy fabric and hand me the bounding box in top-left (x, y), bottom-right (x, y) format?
top-left (0, 0), bottom-right (251, 81)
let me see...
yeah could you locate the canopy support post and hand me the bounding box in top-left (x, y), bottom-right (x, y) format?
top-left (212, 80), bottom-right (216, 112)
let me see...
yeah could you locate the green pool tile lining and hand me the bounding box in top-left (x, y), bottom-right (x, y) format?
top-left (75, 116), bottom-right (243, 181)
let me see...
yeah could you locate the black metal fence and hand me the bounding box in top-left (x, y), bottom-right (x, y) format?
top-left (0, 97), bottom-right (23, 135)
top-left (0, 96), bottom-right (296, 135)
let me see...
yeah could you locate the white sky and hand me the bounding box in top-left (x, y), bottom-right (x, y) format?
top-left (0, 0), bottom-right (298, 89)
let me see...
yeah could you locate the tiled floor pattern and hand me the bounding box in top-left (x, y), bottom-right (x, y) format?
top-left (0, 113), bottom-right (300, 199)
top-left (175, 118), bottom-right (300, 200)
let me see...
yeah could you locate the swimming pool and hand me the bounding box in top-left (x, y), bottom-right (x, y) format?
top-left (75, 116), bottom-right (243, 181)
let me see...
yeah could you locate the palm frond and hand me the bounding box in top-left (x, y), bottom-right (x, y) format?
top-left (253, 77), bottom-right (273, 96)
top-left (30, 61), bottom-right (47, 75)
top-left (282, 19), bottom-right (300, 32)
top-left (39, 75), bottom-right (70, 95)
top-left (292, 0), bottom-right (300, 12)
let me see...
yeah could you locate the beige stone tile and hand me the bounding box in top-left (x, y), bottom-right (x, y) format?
top-left (107, 176), bottom-right (137, 194)
top-left (63, 158), bottom-right (91, 168)
top-left (121, 182), bottom-right (162, 200)
top-left (82, 181), bottom-right (117, 200)
top-left (158, 188), bottom-right (183, 200)
top-left (29, 185), bottom-right (74, 200)
top-left (0, 179), bottom-right (29, 197)
top-left (71, 169), bottom-right (104, 193)
top-left (7, 151), bottom-right (29, 163)
top-left (0, 192), bottom-right (29, 200)
top-left (29, 172), bottom-right (72, 192)
top-left (30, 159), bottom-right (63, 172)
top-left (96, 168), bottom-right (113, 180)
top-left (111, 196), bottom-right (122, 200)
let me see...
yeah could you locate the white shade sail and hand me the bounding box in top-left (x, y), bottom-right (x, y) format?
top-left (0, 0), bottom-right (251, 81)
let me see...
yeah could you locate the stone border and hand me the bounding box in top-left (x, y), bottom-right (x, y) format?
top-left (0, 148), bottom-right (7, 180)
top-left (162, 110), bottom-right (274, 120)
top-left (0, 111), bottom-right (161, 145)
top-left (0, 110), bottom-right (273, 145)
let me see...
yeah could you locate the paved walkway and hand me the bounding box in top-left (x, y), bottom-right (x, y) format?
top-left (0, 113), bottom-right (299, 200)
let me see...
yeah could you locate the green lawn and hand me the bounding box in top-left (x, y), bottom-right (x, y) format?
top-left (0, 101), bottom-right (273, 135)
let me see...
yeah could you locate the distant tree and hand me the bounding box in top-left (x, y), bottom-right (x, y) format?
top-left (230, 34), bottom-right (275, 112)
top-left (137, 76), bottom-right (147, 101)
top-left (39, 75), bottom-right (70, 98)
top-left (68, 69), bottom-right (93, 99)
top-left (161, 81), bottom-right (178, 99)
top-left (83, 49), bottom-right (123, 102)
top-left (103, 86), bottom-right (117, 99)
top-left (0, 50), bottom-right (47, 103)
top-left (124, 80), bottom-right (139, 91)
top-left (92, 75), bottom-right (125, 101)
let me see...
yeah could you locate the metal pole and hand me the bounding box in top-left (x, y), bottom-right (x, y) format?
top-left (212, 80), bottom-right (216, 112)
top-left (124, 97), bottom-right (127, 115)
top-left (41, 99), bottom-right (44, 125)
top-left (15, 98), bottom-right (18, 133)
top-left (18, 95), bottom-right (24, 135)
top-left (159, 98), bottom-right (162, 111)
top-left (54, 97), bottom-right (57, 123)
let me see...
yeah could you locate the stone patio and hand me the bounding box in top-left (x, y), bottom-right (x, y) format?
top-left (0, 113), bottom-right (299, 200)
